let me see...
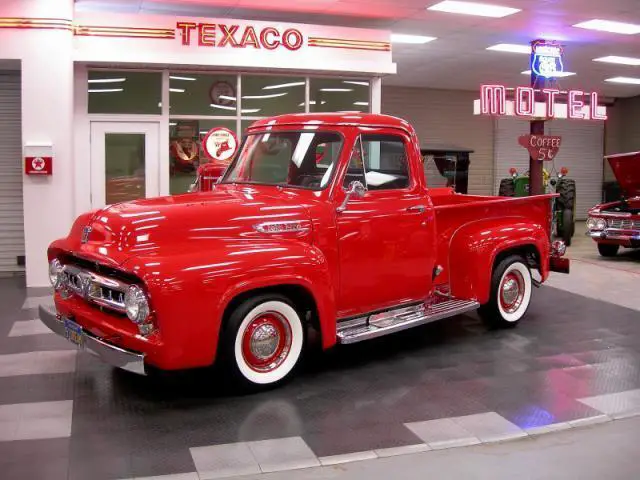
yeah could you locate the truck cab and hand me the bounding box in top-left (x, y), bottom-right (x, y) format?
top-left (41, 113), bottom-right (569, 390)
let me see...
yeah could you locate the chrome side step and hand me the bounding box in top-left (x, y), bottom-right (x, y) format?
top-left (336, 299), bottom-right (479, 344)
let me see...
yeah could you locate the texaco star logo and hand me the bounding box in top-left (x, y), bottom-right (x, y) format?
top-left (32, 157), bottom-right (45, 171)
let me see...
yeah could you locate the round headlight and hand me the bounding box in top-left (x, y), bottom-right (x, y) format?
top-left (48, 259), bottom-right (64, 289)
top-left (124, 285), bottom-right (150, 324)
top-left (587, 217), bottom-right (606, 231)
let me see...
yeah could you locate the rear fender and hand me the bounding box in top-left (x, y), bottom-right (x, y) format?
top-left (448, 219), bottom-right (550, 304)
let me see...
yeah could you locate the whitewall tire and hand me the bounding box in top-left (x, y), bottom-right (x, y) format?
top-left (222, 294), bottom-right (305, 389)
top-left (478, 255), bottom-right (532, 328)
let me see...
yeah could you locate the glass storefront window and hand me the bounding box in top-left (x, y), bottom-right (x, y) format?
top-left (105, 133), bottom-right (146, 204)
top-left (170, 73), bottom-right (237, 116)
top-left (309, 78), bottom-right (370, 113)
top-left (241, 75), bottom-right (305, 116)
top-left (88, 71), bottom-right (161, 114)
top-left (169, 119), bottom-right (237, 195)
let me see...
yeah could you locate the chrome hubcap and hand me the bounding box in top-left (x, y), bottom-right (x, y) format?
top-left (501, 278), bottom-right (519, 305)
top-left (249, 324), bottom-right (280, 360)
top-left (500, 270), bottom-right (525, 314)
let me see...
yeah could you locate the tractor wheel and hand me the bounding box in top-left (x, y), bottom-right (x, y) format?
top-left (557, 179), bottom-right (576, 237)
top-left (561, 209), bottom-right (573, 246)
top-left (498, 178), bottom-right (515, 197)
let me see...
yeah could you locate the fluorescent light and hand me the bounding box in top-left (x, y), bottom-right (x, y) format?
top-left (170, 88), bottom-right (185, 93)
top-left (343, 81), bottom-right (369, 86)
top-left (521, 70), bottom-right (576, 77)
top-left (243, 92), bottom-right (288, 100)
top-left (299, 101), bottom-right (327, 106)
top-left (88, 88), bottom-right (123, 93)
top-left (219, 95), bottom-right (237, 101)
top-left (88, 77), bottom-right (126, 84)
top-left (593, 55), bottom-right (640, 66)
top-left (169, 122), bottom-right (177, 126)
top-left (354, 101), bottom-right (369, 106)
top-left (170, 75), bottom-right (196, 81)
top-left (391, 33), bottom-right (437, 44)
top-left (262, 81), bottom-right (305, 90)
top-left (210, 104), bottom-right (261, 113)
top-left (428, 1), bottom-right (520, 18)
top-left (320, 88), bottom-right (353, 92)
top-left (573, 19), bottom-right (640, 35)
top-left (605, 76), bottom-right (640, 85)
top-left (487, 43), bottom-right (530, 54)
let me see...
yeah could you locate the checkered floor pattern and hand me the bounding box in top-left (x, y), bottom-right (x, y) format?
top-left (1, 273), bottom-right (640, 479)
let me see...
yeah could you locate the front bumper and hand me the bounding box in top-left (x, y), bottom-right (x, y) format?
top-left (587, 228), bottom-right (640, 247)
top-left (39, 304), bottom-right (146, 375)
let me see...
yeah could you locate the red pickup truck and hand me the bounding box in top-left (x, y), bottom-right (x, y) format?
top-left (41, 113), bottom-right (569, 389)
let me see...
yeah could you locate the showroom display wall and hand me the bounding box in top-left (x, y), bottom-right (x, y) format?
top-left (382, 86), bottom-right (494, 196)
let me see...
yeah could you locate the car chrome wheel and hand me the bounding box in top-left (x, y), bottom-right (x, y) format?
top-left (499, 271), bottom-right (525, 314)
top-left (241, 312), bottom-right (292, 373)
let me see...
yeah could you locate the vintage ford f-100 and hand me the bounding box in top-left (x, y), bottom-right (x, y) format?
top-left (40, 113), bottom-right (569, 388)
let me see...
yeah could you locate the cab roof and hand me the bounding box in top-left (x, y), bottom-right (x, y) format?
top-left (246, 112), bottom-right (415, 135)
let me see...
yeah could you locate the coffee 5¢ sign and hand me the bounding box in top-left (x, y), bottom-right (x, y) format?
top-left (518, 134), bottom-right (562, 161)
top-left (202, 127), bottom-right (238, 163)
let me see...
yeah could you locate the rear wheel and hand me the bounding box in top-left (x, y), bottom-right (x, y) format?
top-left (561, 209), bottom-right (574, 246)
top-left (557, 179), bottom-right (576, 237)
top-left (597, 243), bottom-right (619, 257)
top-left (498, 178), bottom-right (515, 197)
top-left (478, 255), bottom-right (532, 329)
top-left (221, 294), bottom-right (305, 389)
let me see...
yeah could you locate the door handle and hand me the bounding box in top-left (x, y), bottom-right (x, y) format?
top-left (406, 205), bottom-right (426, 213)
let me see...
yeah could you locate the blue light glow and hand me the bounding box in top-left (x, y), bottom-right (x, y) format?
top-left (530, 40), bottom-right (564, 79)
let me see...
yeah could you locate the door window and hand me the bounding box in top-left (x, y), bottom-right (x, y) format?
top-left (360, 134), bottom-right (410, 190)
top-left (105, 133), bottom-right (146, 204)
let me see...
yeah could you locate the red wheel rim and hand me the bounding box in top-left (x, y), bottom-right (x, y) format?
top-left (499, 270), bottom-right (525, 314)
top-left (241, 312), bottom-right (292, 373)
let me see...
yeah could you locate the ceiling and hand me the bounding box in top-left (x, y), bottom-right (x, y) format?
top-left (74, 0), bottom-right (640, 98)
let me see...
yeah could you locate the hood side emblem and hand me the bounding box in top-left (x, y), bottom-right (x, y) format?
top-left (81, 226), bottom-right (92, 244)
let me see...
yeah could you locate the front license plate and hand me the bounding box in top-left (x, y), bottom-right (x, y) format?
top-left (64, 319), bottom-right (84, 348)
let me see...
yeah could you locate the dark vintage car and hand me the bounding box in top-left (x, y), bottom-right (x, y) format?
top-left (586, 151), bottom-right (640, 257)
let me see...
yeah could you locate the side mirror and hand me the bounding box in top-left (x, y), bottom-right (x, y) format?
top-left (337, 180), bottom-right (366, 213)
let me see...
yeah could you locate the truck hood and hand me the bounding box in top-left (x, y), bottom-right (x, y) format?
top-left (607, 151), bottom-right (640, 198)
top-left (75, 184), bottom-right (314, 266)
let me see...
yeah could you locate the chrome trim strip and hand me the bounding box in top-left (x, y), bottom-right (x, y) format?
top-left (587, 228), bottom-right (640, 241)
top-left (38, 304), bottom-right (146, 375)
top-left (60, 264), bottom-right (128, 313)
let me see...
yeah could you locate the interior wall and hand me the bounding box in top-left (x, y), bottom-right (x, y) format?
top-left (603, 95), bottom-right (640, 182)
top-left (381, 86), bottom-right (493, 195)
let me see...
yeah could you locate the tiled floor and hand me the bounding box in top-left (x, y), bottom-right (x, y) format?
top-left (0, 228), bottom-right (639, 479)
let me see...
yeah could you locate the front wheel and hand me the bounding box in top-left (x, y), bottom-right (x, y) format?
top-left (221, 294), bottom-right (305, 390)
top-left (597, 243), bottom-right (619, 257)
top-left (561, 209), bottom-right (574, 246)
top-left (478, 255), bottom-right (532, 329)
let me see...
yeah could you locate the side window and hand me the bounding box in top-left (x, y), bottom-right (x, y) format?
top-left (361, 134), bottom-right (410, 190)
top-left (343, 137), bottom-right (366, 188)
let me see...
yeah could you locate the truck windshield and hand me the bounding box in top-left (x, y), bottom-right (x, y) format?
top-left (221, 131), bottom-right (343, 190)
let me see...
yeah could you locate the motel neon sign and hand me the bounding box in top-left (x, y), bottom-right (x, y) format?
top-left (475, 85), bottom-right (608, 120)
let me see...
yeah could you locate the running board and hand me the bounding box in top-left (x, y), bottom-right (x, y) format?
top-left (336, 299), bottom-right (480, 344)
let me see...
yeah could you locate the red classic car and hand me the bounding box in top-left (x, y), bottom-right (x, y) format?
top-left (188, 160), bottom-right (230, 192)
top-left (40, 113), bottom-right (569, 389)
top-left (586, 151), bottom-right (640, 257)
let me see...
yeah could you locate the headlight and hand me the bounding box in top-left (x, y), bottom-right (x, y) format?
top-left (48, 259), bottom-right (64, 289)
top-left (124, 285), bottom-right (150, 324)
top-left (586, 217), bottom-right (606, 231)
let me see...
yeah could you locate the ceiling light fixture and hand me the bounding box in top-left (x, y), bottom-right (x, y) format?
top-left (391, 33), bottom-right (437, 44)
top-left (169, 75), bottom-right (196, 81)
top-left (299, 101), bottom-right (327, 106)
top-left (88, 78), bottom-right (126, 83)
top-left (320, 88), bottom-right (353, 92)
top-left (573, 19), bottom-right (640, 35)
top-left (210, 104), bottom-right (261, 113)
top-left (262, 81), bottom-right (305, 90)
top-left (169, 88), bottom-right (185, 93)
top-left (88, 88), bottom-right (123, 93)
top-left (521, 70), bottom-right (576, 77)
top-left (486, 43), bottom-right (531, 54)
top-left (354, 101), bottom-right (370, 106)
top-left (243, 92), bottom-right (288, 100)
top-left (593, 55), bottom-right (640, 66)
top-left (343, 81), bottom-right (370, 86)
top-left (605, 76), bottom-right (640, 85)
top-left (427, 0), bottom-right (520, 18)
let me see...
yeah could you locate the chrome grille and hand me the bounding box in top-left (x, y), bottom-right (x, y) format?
top-left (608, 218), bottom-right (640, 230)
top-left (61, 264), bottom-right (128, 313)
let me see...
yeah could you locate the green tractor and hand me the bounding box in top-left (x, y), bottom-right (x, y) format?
top-left (498, 167), bottom-right (576, 246)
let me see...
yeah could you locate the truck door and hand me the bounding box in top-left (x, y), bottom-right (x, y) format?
top-left (335, 130), bottom-right (437, 318)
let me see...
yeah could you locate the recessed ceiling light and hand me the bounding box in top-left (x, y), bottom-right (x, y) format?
top-left (169, 75), bottom-right (196, 81)
top-left (262, 81), bottom-right (305, 90)
top-left (593, 56), bottom-right (640, 66)
top-left (320, 88), bottom-right (353, 92)
top-left (605, 76), bottom-right (640, 85)
top-left (343, 81), bottom-right (370, 86)
top-left (169, 88), bottom-right (185, 93)
top-left (427, 1), bottom-right (520, 18)
top-left (354, 101), bottom-right (370, 106)
top-left (521, 70), bottom-right (576, 77)
top-left (486, 43), bottom-right (531, 54)
top-left (88, 88), bottom-right (123, 93)
top-left (88, 78), bottom-right (126, 84)
top-left (243, 92), bottom-right (288, 100)
top-left (573, 19), bottom-right (640, 35)
top-left (391, 33), bottom-right (437, 44)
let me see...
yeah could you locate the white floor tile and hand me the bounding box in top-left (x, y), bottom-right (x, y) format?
top-left (374, 444), bottom-right (431, 458)
top-left (0, 400), bottom-right (73, 442)
top-left (318, 450), bottom-right (377, 466)
top-left (8, 319), bottom-right (52, 337)
top-left (22, 295), bottom-right (54, 310)
top-left (405, 418), bottom-right (479, 446)
top-left (578, 389), bottom-right (640, 417)
top-left (247, 436), bottom-right (320, 473)
top-left (190, 443), bottom-right (260, 479)
top-left (451, 412), bottom-right (527, 443)
top-left (0, 351), bottom-right (76, 377)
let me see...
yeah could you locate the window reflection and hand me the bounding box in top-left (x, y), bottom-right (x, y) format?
top-left (309, 78), bottom-right (370, 113)
top-left (170, 73), bottom-right (237, 116)
top-left (241, 76), bottom-right (305, 116)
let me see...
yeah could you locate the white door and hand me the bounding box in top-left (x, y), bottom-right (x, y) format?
top-left (90, 122), bottom-right (160, 209)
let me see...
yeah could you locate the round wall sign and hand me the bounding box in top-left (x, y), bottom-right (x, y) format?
top-left (202, 127), bottom-right (238, 162)
top-left (209, 81), bottom-right (236, 107)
